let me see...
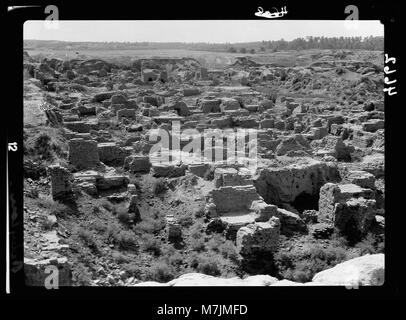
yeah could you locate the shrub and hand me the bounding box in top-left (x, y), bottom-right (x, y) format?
top-left (195, 254), bottom-right (221, 276)
top-left (190, 238), bottom-right (206, 252)
top-left (32, 132), bottom-right (62, 160)
top-left (112, 251), bottom-right (129, 264)
top-left (178, 213), bottom-right (194, 227)
top-left (141, 234), bottom-right (162, 256)
top-left (148, 261), bottom-right (175, 282)
top-left (189, 222), bottom-right (204, 240)
top-left (91, 220), bottom-right (107, 233)
top-left (207, 234), bottom-right (224, 252)
top-left (194, 204), bottom-right (205, 218)
top-left (219, 241), bottom-right (239, 262)
top-left (116, 230), bottom-right (139, 252)
top-left (114, 204), bottom-right (131, 225)
top-left (124, 264), bottom-right (143, 278)
top-left (355, 233), bottom-right (384, 255)
top-left (100, 199), bottom-right (114, 211)
top-left (134, 210), bottom-right (166, 234)
top-left (274, 242), bottom-right (351, 283)
top-left (105, 225), bottom-right (120, 243)
top-left (34, 133), bottom-right (53, 159)
top-left (168, 252), bottom-right (184, 267)
top-left (152, 178), bottom-right (167, 195)
top-left (76, 227), bottom-right (100, 253)
top-left (72, 263), bottom-right (92, 286)
top-left (33, 196), bottom-right (71, 217)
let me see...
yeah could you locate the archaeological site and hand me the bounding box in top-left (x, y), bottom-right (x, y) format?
top-left (22, 20), bottom-right (385, 287)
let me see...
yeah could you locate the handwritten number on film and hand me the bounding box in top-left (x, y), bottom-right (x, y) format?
top-left (384, 54), bottom-right (397, 96)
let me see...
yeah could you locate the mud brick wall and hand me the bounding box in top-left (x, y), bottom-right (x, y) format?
top-left (68, 138), bottom-right (100, 169)
top-left (48, 164), bottom-right (72, 200)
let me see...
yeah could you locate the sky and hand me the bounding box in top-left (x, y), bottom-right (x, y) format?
top-left (24, 20), bottom-right (384, 43)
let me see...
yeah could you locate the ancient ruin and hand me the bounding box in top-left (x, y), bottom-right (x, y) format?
top-left (23, 28), bottom-right (385, 287)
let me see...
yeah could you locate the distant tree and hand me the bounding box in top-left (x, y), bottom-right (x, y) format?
top-left (227, 47), bottom-right (237, 53)
top-left (260, 47), bottom-right (266, 52)
top-left (250, 48), bottom-right (255, 54)
top-left (239, 48), bottom-right (247, 54)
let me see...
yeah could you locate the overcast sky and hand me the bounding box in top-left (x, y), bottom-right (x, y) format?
top-left (24, 20), bottom-right (384, 43)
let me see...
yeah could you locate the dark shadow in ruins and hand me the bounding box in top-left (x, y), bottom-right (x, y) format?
top-left (240, 253), bottom-right (279, 276)
top-left (340, 216), bottom-right (363, 246)
top-left (291, 192), bottom-right (319, 214)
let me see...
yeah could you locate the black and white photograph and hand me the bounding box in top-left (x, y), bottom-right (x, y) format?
top-left (21, 18), bottom-right (386, 288)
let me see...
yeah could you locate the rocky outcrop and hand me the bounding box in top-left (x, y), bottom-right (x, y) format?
top-left (312, 254), bottom-right (384, 286)
top-left (132, 254), bottom-right (384, 286)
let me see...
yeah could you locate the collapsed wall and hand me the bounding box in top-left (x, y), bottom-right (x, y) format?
top-left (253, 159), bottom-right (341, 211)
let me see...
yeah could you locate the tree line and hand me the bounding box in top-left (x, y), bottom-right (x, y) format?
top-left (24, 36), bottom-right (383, 53)
top-left (227, 36), bottom-right (383, 53)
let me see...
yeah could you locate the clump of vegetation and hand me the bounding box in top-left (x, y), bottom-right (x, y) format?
top-left (274, 240), bottom-right (351, 283)
top-left (134, 209), bottom-right (166, 234)
top-left (219, 240), bottom-right (240, 262)
top-left (100, 199), bottom-right (114, 211)
top-left (189, 221), bottom-right (204, 239)
top-left (141, 233), bottom-right (162, 256)
top-left (116, 230), bottom-right (139, 252)
top-left (194, 204), bottom-right (205, 218)
top-left (75, 227), bottom-right (100, 254)
top-left (190, 238), bottom-right (206, 252)
top-left (112, 251), bottom-right (129, 264)
top-left (206, 234), bottom-right (224, 252)
top-left (91, 220), bottom-right (107, 233)
top-left (105, 225), bottom-right (139, 252)
top-left (188, 253), bottom-right (222, 276)
top-left (124, 264), bottom-right (144, 278)
top-left (113, 204), bottom-right (131, 225)
top-left (27, 129), bottom-right (65, 160)
top-left (38, 215), bottom-right (55, 231)
top-left (147, 261), bottom-right (176, 282)
top-left (33, 196), bottom-right (72, 217)
top-left (355, 233), bottom-right (385, 255)
top-left (178, 212), bottom-right (194, 227)
top-left (72, 263), bottom-right (93, 286)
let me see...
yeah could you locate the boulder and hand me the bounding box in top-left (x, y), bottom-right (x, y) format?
top-left (134, 273), bottom-right (279, 286)
top-left (276, 208), bottom-right (307, 234)
top-left (312, 254), bottom-right (384, 286)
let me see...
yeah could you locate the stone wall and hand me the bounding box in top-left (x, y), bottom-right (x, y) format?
top-left (48, 164), bottom-right (72, 200)
top-left (211, 185), bottom-right (261, 213)
top-left (68, 138), bottom-right (100, 169)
